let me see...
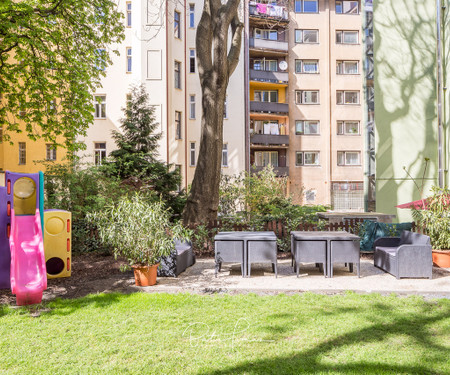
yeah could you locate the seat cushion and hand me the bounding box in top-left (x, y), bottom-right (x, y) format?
top-left (376, 247), bottom-right (397, 256)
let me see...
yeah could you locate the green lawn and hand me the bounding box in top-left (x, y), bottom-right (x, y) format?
top-left (0, 292), bottom-right (449, 374)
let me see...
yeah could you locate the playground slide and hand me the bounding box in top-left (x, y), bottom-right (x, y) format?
top-left (9, 209), bottom-right (47, 306)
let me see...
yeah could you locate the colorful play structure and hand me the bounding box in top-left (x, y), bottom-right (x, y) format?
top-left (0, 171), bottom-right (71, 306)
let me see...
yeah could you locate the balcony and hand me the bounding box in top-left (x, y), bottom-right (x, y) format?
top-left (249, 3), bottom-right (289, 22)
top-left (251, 166), bottom-right (289, 177)
top-left (249, 38), bottom-right (288, 53)
top-left (250, 101), bottom-right (288, 114)
top-left (250, 69), bottom-right (288, 84)
top-left (251, 134), bottom-right (289, 146)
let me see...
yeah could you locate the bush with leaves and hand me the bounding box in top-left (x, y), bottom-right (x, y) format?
top-left (44, 159), bottom-right (135, 253)
top-left (88, 194), bottom-right (190, 268)
top-left (412, 186), bottom-right (450, 250)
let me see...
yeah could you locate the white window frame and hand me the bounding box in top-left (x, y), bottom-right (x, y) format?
top-left (295, 90), bottom-right (319, 104)
top-left (189, 95), bottom-right (195, 119)
top-left (94, 95), bottom-right (106, 119)
top-left (337, 151), bottom-right (361, 166)
top-left (295, 151), bottom-right (320, 166)
top-left (254, 90), bottom-right (278, 103)
top-left (189, 49), bottom-right (195, 73)
top-left (336, 60), bottom-right (359, 74)
top-left (295, 59), bottom-right (319, 74)
top-left (337, 121), bottom-right (360, 135)
top-left (174, 61), bottom-right (181, 89)
top-left (336, 1), bottom-right (359, 14)
top-left (336, 91), bottom-right (360, 105)
top-left (254, 28), bottom-right (278, 41)
top-left (126, 47), bottom-right (132, 73)
top-left (336, 30), bottom-right (359, 44)
top-left (46, 144), bottom-right (57, 161)
top-left (295, 29), bottom-right (319, 44)
top-left (222, 143), bottom-right (228, 167)
top-left (189, 4), bottom-right (195, 28)
top-left (94, 142), bottom-right (106, 165)
top-left (294, 0), bottom-right (319, 13)
top-left (174, 11), bottom-right (181, 39)
top-left (175, 111), bottom-right (182, 140)
top-left (189, 142), bottom-right (196, 166)
top-left (126, 2), bottom-right (132, 26)
top-left (18, 142), bottom-right (26, 165)
top-left (295, 120), bottom-right (320, 135)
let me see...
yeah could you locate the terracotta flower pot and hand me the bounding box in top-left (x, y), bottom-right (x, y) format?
top-left (432, 250), bottom-right (450, 268)
top-left (132, 264), bottom-right (159, 286)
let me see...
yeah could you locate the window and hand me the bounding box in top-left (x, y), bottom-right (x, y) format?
top-left (295, 121), bottom-right (319, 135)
top-left (126, 2), bottom-right (132, 26)
top-left (336, 1), bottom-right (359, 14)
top-left (294, 0), bottom-right (318, 13)
top-left (336, 91), bottom-right (359, 104)
top-left (295, 90), bottom-right (319, 104)
top-left (255, 151), bottom-right (278, 167)
top-left (126, 93), bottom-right (132, 104)
top-left (336, 60), bottom-right (359, 74)
top-left (254, 29), bottom-right (278, 41)
top-left (175, 164), bottom-right (182, 192)
top-left (126, 47), bottom-right (132, 73)
top-left (18, 142), bottom-right (26, 165)
top-left (189, 49), bottom-right (195, 73)
top-left (46, 144), bottom-right (57, 161)
top-left (94, 142), bottom-right (106, 165)
top-left (174, 61), bottom-right (181, 89)
top-left (189, 4), bottom-right (195, 27)
top-left (174, 11), bottom-right (181, 38)
top-left (254, 90), bottom-right (278, 102)
top-left (337, 121), bottom-right (360, 135)
top-left (253, 59), bottom-right (278, 71)
top-left (94, 95), bottom-right (106, 118)
top-left (295, 29), bottom-right (318, 44)
top-left (47, 99), bottom-right (57, 114)
top-left (295, 151), bottom-right (319, 166)
top-left (337, 151), bottom-right (361, 166)
top-left (189, 95), bottom-right (195, 119)
top-left (95, 48), bottom-right (106, 71)
top-left (175, 111), bottom-right (182, 139)
top-left (190, 142), bottom-right (196, 166)
top-left (222, 144), bottom-right (228, 167)
top-left (336, 30), bottom-right (358, 44)
top-left (295, 60), bottom-right (319, 73)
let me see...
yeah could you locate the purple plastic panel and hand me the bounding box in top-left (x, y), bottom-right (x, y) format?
top-left (5, 171), bottom-right (41, 210)
top-left (0, 186), bottom-right (10, 289)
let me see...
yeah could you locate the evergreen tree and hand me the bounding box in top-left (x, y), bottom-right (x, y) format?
top-left (103, 84), bottom-right (185, 215)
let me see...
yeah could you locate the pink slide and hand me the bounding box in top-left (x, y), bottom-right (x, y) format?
top-left (9, 209), bottom-right (47, 306)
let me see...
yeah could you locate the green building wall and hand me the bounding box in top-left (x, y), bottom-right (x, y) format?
top-left (374, 0), bottom-right (449, 222)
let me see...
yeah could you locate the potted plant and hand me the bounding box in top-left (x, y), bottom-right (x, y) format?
top-left (412, 186), bottom-right (450, 268)
top-left (89, 194), bottom-right (189, 286)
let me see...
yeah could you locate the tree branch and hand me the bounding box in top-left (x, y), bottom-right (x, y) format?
top-left (227, 15), bottom-right (243, 77)
top-left (196, 0), bottom-right (213, 81)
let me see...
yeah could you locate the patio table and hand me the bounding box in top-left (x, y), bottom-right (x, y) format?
top-left (214, 231), bottom-right (277, 278)
top-left (291, 231), bottom-right (360, 278)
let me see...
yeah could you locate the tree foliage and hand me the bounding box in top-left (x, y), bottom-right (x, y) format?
top-left (102, 83), bottom-right (185, 216)
top-left (0, 0), bottom-right (124, 151)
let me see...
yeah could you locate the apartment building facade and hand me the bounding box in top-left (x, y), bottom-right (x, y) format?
top-left (80, 0), bottom-right (246, 189)
top-left (79, 0), bottom-right (366, 209)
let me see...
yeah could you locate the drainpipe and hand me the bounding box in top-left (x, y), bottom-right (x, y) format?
top-left (437, 0), bottom-right (444, 187)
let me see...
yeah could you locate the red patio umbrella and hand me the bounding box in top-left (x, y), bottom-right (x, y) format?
top-left (396, 199), bottom-right (429, 210)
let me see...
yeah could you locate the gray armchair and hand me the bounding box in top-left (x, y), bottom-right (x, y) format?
top-left (373, 231), bottom-right (432, 279)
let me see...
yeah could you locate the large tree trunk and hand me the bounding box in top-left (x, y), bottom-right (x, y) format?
top-left (183, 0), bottom-right (243, 226)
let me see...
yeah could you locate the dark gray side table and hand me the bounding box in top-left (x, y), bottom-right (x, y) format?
top-left (291, 231), bottom-right (360, 278)
top-left (214, 231), bottom-right (277, 278)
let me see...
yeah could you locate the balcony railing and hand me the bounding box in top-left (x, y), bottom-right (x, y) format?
top-left (250, 69), bottom-right (288, 84)
top-left (251, 165), bottom-right (289, 177)
top-left (250, 101), bottom-right (288, 114)
top-left (250, 134), bottom-right (289, 146)
top-left (249, 38), bottom-right (288, 53)
top-left (249, 3), bottom-right (288, 21)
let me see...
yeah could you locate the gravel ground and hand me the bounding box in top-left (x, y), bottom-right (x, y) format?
top-left (1, 252), bottom-right (449, 306)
